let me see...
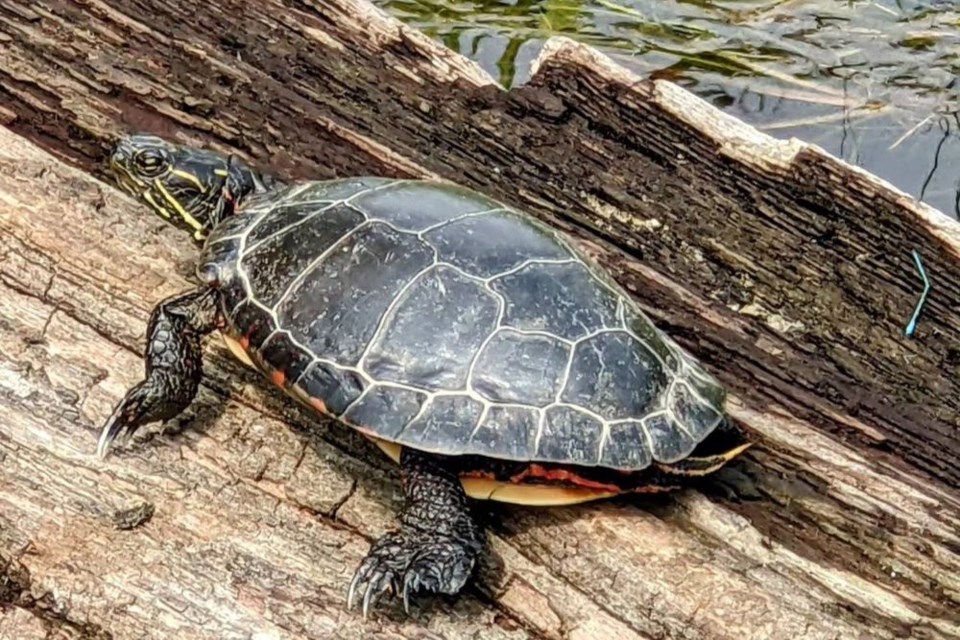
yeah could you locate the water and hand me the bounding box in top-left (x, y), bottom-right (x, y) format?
top-left (378, 0), bottom-right (960, 217)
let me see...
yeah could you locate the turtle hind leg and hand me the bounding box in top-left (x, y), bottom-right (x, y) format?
top-left (97, 287), bottom-right (219, 458)
top-left (348, 448), bottom-right (485, 617)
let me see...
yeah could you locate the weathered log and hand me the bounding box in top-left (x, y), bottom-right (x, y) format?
top-left (0, 0), bottom-right (958, 639)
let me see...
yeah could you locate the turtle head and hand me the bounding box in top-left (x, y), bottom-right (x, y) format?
top-left (109, 135), bottom-right (267, 242)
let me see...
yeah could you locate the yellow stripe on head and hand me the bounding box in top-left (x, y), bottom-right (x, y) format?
top-left (170, 169), bottom-right (206, 193)
top-left (119, 166), bottom-right (145, 187)
top-left (112, 164), bottom-right (147, 194)
top-left (153, 178), bottom-right (205, 232)
top-left (142, 191), bottom-right (172, 219)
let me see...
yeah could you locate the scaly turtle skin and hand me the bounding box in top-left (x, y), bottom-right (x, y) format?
top-left (99, 135), bottom-right (750, 616)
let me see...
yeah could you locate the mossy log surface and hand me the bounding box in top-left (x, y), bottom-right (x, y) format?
top-left (1, 1), bottom-right (959, 639)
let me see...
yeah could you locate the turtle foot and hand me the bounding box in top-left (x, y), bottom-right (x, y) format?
top-left (97, 288), bottom-right (218, 459)
top-left (347, 528), bottom-right (477, 617)
top-left (347, 448), bottom-right (484, 616)
top-left (97, 380), bottom-right (183, 457)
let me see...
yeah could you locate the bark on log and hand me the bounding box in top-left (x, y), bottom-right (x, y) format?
top-left (0, 1), bottom-right (959, 639)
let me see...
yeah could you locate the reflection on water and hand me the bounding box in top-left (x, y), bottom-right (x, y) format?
top-left (379, 0), bottom-right (960, 217)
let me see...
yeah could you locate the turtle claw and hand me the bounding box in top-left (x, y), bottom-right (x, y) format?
top-left (347, 531), bottom-right (404, 616)
top-left (96, 383), bottom-right (152, 459)
top-left (347, 555), bottom-right (386, 617)
top-left (362, 569), bottom-right (392, 618)
top-left (96, 375), bottom-right (192, 459)
top-left (346, 530), bottom-right (477, 617)
top-left (401, 571), bottom-right (418, 614)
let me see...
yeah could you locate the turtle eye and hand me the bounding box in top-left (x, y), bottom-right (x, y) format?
top-left (133, 148), bottom-right (169, 178)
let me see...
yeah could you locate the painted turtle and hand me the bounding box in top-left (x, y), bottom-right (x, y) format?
top-left (99, 135), bottom-right (750, 615)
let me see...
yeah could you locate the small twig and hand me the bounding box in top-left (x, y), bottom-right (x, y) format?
top-left (904, 250), bottom-right (931, 338)
top-left (889, 114), bottom-right (933, 151)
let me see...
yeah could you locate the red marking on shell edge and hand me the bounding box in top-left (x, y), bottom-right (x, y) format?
top-left (270, 370), bottom-right (286, 387)
top-left (309, 397), bottom-right (328, 414)
top-left (460, 470), bottom-right (497, 481)
top-left (509, 464), bottom-right (622, 494)
top-left (238, 336), bottom-right (250, 350)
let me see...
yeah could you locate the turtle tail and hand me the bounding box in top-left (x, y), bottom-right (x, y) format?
top-left (656, 416), bottom-right (751, 477)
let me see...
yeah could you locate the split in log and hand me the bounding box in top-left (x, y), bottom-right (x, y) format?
top-left (0, 0), bottom-right (959, 639)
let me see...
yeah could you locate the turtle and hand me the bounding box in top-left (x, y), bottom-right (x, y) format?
top-left (98, 134), bottom-right (750, 616)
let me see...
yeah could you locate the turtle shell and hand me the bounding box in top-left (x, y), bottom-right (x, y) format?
top-left (198, 178), bottom-right (727, 471)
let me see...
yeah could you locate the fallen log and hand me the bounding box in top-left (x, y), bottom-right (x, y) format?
top-left (0, 1), bottom-right (958, 639)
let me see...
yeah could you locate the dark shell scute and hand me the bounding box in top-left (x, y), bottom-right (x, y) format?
top-left (297, 361), bottom-right (366, 416)
top-left (621, 303), bottom-right (681, 374)
top-left (277, 223), bottom-right (435, 366)
top-left (246, 200), bottom-right (333, 245)
top-left (669, 381), bottom-right (723, 440)
top-left (364, 266), bottom-right (499, 391)
top-left (230, 301), bottom-right (276, 354)
top-left (283, 178), bottom-right (396, 204)
top-left (424, 211), bottom-right (570, 279)
top-left (400, 395), bottom-right (483, 446)
top-left (352, 180), bottom-right (502, 232)
top-left (198, 236), bottom-right (241, 288)
top-left (561, 332), bottom-right (667, 421)
top-left (259, 331), bottom-right (314, 387)
top-left (343, 385), bottom-right (427, 438)
top-left (471, 330), bottom-right (569, 407)
top-left (679, 350), bottom-right (726, 408)
top-left (538, 406), bottom-right (603, 465)
top-left (601, 421), bottom-right (653, 470)
top-left (644, 412), bottom-right (696, 463)
top-left (241, 205), bottom-right (366, 308)
top-left (468, 406), bottom-right (537, 459)
top-left (491, 261), bottom-right (620, 340)
top-left (206, 207), bottom-right (261, 241)
top-left (218, 276), bottom-right (248, 317)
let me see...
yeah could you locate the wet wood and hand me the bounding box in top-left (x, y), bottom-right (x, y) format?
top-left (0, 1), bottom-right (959, 639)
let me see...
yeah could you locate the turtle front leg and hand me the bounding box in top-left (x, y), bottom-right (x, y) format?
top-left (348, 448), bottom-right (485, 616)
top-left (96, 287), bottom-right (219, 458)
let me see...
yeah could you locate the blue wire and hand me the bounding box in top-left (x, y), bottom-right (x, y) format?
top-left (904, 249), bottom-right (930, 337)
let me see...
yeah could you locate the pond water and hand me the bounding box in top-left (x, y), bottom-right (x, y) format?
top-left (378, 0), bottom-right (960, 217)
